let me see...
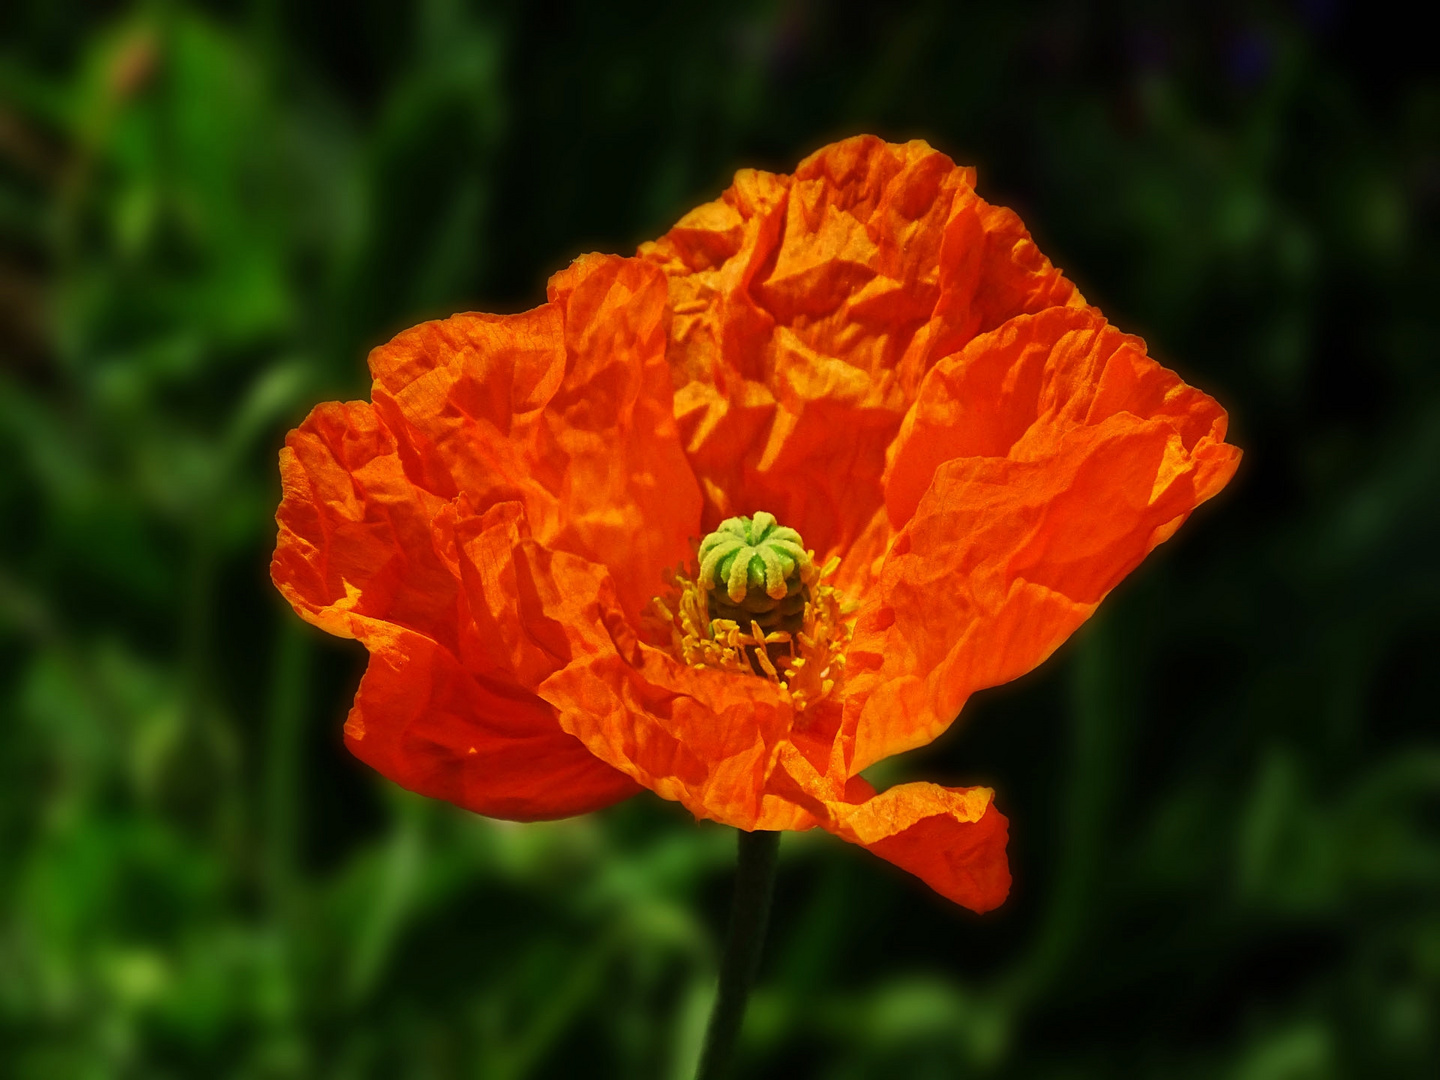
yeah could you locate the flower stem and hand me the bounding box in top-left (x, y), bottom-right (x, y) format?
top-left (694, 828), bottom-right (781, 1080)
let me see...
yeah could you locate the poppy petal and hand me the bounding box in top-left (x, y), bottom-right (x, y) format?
top-left (344, 624), bottom-right (640, 820)
top-left (641, 135), bottom-right (1083, 562)
top-left (405, 476), bottom-right (795, 830)
top-left (365, 253), bottom-right (702, 624)
top-left (273, 406), bottom-right (639, 819)
top-left (273, 254), bottom-right (710, 820)
top-left (274, 400), bottom-right (460, 650)
top-left (845, 309), bottom-right (1241, 773)
top-left (542, 645), bottom-right (797, 830)
top-left (770, 744), bottom-right (1010, 913)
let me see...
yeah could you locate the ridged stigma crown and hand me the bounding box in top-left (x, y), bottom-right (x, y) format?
top-left (697, 512), bottom-right (814, 635)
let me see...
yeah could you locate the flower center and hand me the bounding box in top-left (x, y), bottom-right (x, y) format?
top-left (698, 511), bottom-right (812, 635)
top-left (652, 512), bottom-right (854, 715)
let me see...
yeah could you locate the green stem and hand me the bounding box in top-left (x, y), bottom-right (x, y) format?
top-left (695, 829), bottom-right (781, 1080)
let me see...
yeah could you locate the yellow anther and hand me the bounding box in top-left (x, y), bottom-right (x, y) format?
top-left (650, 532), bottom-right (854, 719)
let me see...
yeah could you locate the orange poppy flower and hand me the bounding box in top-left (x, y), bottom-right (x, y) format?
top-left (272, 136), bottom-right (1239, 913)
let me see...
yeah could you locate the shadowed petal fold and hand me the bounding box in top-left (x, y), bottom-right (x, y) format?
top-left (345, 625), bottom-right (640, 820)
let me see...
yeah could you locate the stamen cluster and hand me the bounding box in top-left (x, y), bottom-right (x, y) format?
top-left (653, 514), bottom-right (854, 716)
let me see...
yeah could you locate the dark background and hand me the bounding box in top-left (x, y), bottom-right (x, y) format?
top-left (2, 2), bottom-right (1437, 1077)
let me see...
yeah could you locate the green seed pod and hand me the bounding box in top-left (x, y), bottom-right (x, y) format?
top-left (697, 512), bottom-right (813, 636)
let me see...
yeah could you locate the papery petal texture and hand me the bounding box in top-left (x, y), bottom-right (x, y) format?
top-left (440, 495), bottom-right (799, 831)
top-left (274, 135), bottom-right (1240, 913)
top-left (273, 253), bottom-right (708, 819)
top-left (640, 135), bottom-right (1086, 565)
top-left (365, 254), bottom-right (700, 625)
top-left (770, 744), bottom-right (1010, 912)
top-left (841, 306), bottom-right (1240, 773)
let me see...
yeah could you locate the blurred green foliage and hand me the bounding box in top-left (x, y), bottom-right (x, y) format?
top-left (2, 2), bottom-right (1437, 1077)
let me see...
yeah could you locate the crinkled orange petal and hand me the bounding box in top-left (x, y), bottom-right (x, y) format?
top-left (769, 744), bottom-right (1010, 913)
top-left (543, 647), bottom-right (796, 831)
top-left (842, 308), bottom-right (1241, 774)
top-left (640, 134), bottom-right (1084, 563)
top-left (366, 253), bottom-right (701, 624)
top-left (436, 504), bottom-right (799, 830)
top-left (274, 400), bottom-right (459, 649)
top-left (272, 405), bottom-right (638, 820)
top-left (343, 624), bottom-right (641, 820)
top-left (274, 136), bottom-right (1245, 911)
top-left (432, 453), bottom-right (827, 829)
top-left (272, 253), bottom-right (708, 820)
